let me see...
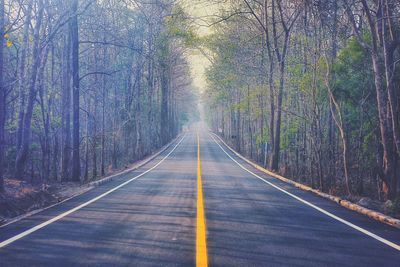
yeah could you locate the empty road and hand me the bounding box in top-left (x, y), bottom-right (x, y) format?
top-left (1, 129), bottom-right (400, 266)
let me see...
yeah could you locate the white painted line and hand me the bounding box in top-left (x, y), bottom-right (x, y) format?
top-left (210, 133), bottom-right (400, 252)
top-left (0, 135), bottom-right (186, 249)
top-left (1, 134), bottom-right (181, 229)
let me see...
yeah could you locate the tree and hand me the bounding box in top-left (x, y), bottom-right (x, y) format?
top-left (345, 0), bottom-right (400, 199)
top-left (70, 0), bottom-right (80, 181)
top-left (14, 0), bottom-right (45, 179)
top-left (203, 0), bottom-right (400, 200)
top-left (0, 0), bottom-right (196, 189)
top-left (0, 0), bottom-right (5, 191)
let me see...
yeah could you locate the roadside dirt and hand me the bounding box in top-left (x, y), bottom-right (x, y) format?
top-left (0, 136), bottom-right (178, 226)
top-left (0, 179), bottom-right (92, 225)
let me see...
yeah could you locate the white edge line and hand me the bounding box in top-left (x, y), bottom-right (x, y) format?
top-left (0, 135), bottom-right (186, 249)
top-left (0, 134), bottom-right (181, 229)
top-left (209, 133), bottom-right (400, 252)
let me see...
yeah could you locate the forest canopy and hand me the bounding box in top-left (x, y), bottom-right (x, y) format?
top-left (1, 0), bottom-right (400, 210)
top-left (0, 0), bottom-right (197, 190)
top-left (203, 0), bottom-right (400, 202)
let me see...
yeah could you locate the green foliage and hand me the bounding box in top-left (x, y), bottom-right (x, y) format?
top-left (164, 5), bottom-right (198, 47)
top-left (255, 126), bottom-right (270, 145)
top-left (6, 119), bottom-right (18, 132)
top-left (334, 37), bottom-right (374, 103)
top-left (333, 36), bottom-right (376, 134)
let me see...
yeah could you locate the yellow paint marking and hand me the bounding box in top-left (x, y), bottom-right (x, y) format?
top-left (196, 132), bottom-right (208, 267)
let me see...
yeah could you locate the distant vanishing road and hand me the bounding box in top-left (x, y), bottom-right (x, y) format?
top-left (1, 129), bottom-right (400, 266)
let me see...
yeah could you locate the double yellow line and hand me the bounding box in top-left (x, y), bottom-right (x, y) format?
top-left (196, 132), bottom-right (208, 267)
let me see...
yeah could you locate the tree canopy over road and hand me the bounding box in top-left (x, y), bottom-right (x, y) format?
top-left (1, 1), bottom-right (400, 265)
top-left (0, 0), bottom-right (400, 219)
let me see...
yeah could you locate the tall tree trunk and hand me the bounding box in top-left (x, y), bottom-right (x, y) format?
top-left (263, 0), bottom-right (275, 168)
top-left (84, 101), bottom-right (89, 181)
top-left (0, 0), bottom-right (5, 191)
top-left (16, 0), bottom-right (32, 151)
top-left (382, 0), bottom-right (400, 194)
top-left (361, 0), bottom-right (397, 199)
top-left (70, 0), bottom-right (80, 181)
top-left (161, 64), bottom-right (169, 145)
top-left (92, 76), bottom-right (98, 179)
top-left (271, 58), bottom-right (286, 171)
top-left (38, 49), bottom-right (50, 181)
top-left (100, 43), bottom-right (106, 176)
top-left (269, 0), bottom-right (301, 171)
top-left (371, 49), bottom-right (395, 199)
top-left (61, 32), bottom-right (71, 181)
top-left (328, 0), bottom-right (338, 188)
top-left (324, 52), bottom-right (352, 195)
top-left (14, 0), bottom-right (44, 179)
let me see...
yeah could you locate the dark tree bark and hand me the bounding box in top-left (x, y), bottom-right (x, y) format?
top-left (361, 0), bottom-right (398, 199)
top-left (70, 0), bottom-right (80, 181)
top-left (0, 0), bottom-right (5, 191)
top-left (270, 0), bottom-right (301, 171)
top-left (161, 64), bottom-right (169, 145)
top-left (16, 0), bottom-right (32, 152)
top-left (14, 0), bottom-right (45, 179)
top-left (61, 32), bottom-right (71, 181)
top-left (324, 51), bottom-right (352, 195)
top-left (37, 47), bottom-right (50, 181)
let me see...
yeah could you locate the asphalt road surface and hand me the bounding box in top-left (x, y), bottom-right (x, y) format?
top-left (1, 129), bottom-right (400, 266)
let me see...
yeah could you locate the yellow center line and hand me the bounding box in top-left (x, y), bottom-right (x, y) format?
top-left (196, 132), bottom-right (208, 267)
